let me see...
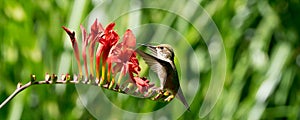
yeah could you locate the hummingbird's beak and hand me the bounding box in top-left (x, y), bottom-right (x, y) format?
top-left (146, 46), bottom-right (157, 56)
top-left (137, 43), bottom-right (153, 47)
top-left (137, 43), bottom-right (157, 55)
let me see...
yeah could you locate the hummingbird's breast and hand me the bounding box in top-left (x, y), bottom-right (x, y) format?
top-left (163, 68), bottom-right (180, 95)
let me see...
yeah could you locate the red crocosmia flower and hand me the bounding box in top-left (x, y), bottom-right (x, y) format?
top-left (128, 53), bottom-right (150, 93)
top-left (91, 19), bottom-right (104, 36)
top-left (79, 19), bottom-right (105, 79)
top-left (62, 26), bottom-right (83, 77)
top-left (122, 29), bottom-right (136, 48)
top-left (128, 53), bottom-right (141, 75)
top-left (133, 77), bottom-right (150, 93)
top-left (63, 20), bottom-right (151, 93)
top-left (108, 29), bottom-right (150, 93)
top-left (80, 25), bottom-right (89, 78)
top-left (108, 29), bottom-right (136, 75)
top-left (86, 19), bottom-right (104, 78)
top-left (109, 45), bottom-right (133, 75)
top-left (96, 23), bottom-right (119, 84)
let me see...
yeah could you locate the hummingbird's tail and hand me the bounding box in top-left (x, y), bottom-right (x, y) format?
top-left (176, 87), bottom-right (191, 111)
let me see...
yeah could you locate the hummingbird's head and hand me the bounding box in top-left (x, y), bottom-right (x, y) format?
top-left (145, 44), bottom-right (175, 62)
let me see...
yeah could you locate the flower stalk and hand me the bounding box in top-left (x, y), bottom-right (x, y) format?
top-left (0, 74), bottom-right (77, 109)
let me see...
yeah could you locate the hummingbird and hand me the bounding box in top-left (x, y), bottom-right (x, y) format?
top-left (136, 44), bottom-right (190, 111)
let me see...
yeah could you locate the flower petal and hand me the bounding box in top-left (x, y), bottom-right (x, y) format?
top-left (81, 25), bottom-right (89, 77)
top-left (91, 19), bottom-right (104, 36)
top-left (123, 29), bottom-right (136, 48)
top-left (133, 76), bottom-right (150, 93)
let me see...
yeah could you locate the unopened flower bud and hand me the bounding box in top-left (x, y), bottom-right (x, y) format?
top-left (45, 73), bottom-right (51, 82)
top-left (52, 74), bottom-right (57, 82)
top-left (30, 74), bottom-right (36, 82)
top-left (61, 74), bottom-right (66, 81)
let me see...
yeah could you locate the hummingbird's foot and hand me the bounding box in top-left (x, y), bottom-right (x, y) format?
top-left (164, 95), bottom-right (174, 102)
top-left (152, 89), bottom-right (164, 100)
top-left (163, 91), bottom-right (170, 96)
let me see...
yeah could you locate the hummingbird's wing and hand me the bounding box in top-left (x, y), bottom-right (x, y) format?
top-left (136, 49), bottom-right (167, 85)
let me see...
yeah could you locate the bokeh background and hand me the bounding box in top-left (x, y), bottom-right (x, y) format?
top-left (1, 0), bottom-right (300, 119)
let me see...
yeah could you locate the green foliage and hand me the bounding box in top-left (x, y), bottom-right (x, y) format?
top-left (1, 0), bottom-right (300, 119)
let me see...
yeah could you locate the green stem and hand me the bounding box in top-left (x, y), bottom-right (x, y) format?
top-left (100, 64), bottom-right (106, 85)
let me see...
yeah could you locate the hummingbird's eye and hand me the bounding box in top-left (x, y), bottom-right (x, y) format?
top-left (159, 47), bottom-right (164, 49)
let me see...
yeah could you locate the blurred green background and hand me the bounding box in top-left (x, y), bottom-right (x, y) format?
top-left (1, 0), bottom-right (300, 119)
